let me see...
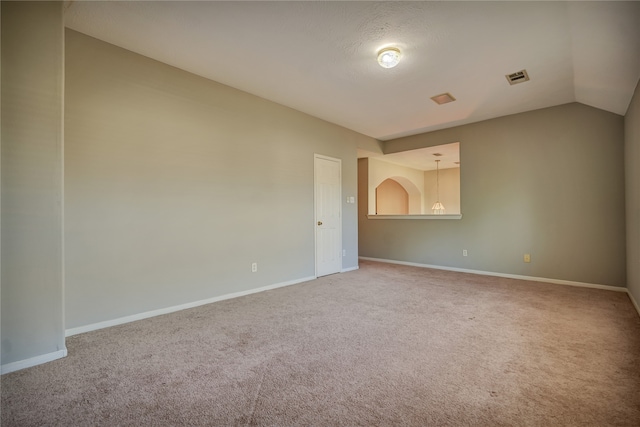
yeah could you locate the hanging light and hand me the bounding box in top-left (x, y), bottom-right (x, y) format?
top-left (432, 159), bottom-right (445, 214)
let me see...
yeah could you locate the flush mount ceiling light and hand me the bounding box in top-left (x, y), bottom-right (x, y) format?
top-left (377, 47), bottom-right (401, 68)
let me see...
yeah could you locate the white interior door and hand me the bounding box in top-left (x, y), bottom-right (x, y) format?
top-left (315, 155), bottom-right (342, 277)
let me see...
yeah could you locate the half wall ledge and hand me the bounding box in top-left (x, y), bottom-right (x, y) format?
top-left (367, 214), bottom-right (462, 220)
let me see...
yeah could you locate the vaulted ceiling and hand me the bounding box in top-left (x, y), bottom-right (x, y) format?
top-left (65, 1), bottom-right (640, 141)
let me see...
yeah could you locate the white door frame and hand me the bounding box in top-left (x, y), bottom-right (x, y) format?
top-left (314, 154), bottom-right (342, 277)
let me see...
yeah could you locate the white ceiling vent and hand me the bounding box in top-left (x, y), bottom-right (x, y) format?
top-left (506, 69), bottom-right (530, 85)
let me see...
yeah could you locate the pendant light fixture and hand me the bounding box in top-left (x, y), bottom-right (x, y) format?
top-left (432, 159), bottom-right (445, 214)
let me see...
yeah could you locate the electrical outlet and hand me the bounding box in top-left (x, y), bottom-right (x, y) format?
top-left (251, 262), bottom-right (258, 272)
top-left (463, 249), bottom-right (468, 257)
top-left (342, 249), bottom-right (346, 257)
top-left (523, 254), bottom-right (531, 263)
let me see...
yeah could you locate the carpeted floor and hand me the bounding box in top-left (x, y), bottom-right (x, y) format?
top-left (2, 260), bottom-right (640, 426)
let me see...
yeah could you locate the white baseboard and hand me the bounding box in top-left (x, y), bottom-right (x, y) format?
top-left (1, 348), bottom-right (67, 375)
top-left (341, 265), bottom-right (359, 273)
top-left (359, 257), bottom-right (627, 293)
top-left (66, 275), bottom-right (317, 337)
top-left (628, 291), bottom-right (640, 317)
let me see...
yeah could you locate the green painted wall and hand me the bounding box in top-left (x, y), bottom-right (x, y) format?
top-left (625, 81), bottom-right (640, 307)
top-left (360, 103), bottom-right (626, 287)
top-left (65, 30), bottom-right (375, 329)
top-left (1, 1), bottom-right (66, 367)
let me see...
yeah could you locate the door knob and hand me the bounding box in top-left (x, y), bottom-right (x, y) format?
top-left (317, 221), bottom-right (323, 226)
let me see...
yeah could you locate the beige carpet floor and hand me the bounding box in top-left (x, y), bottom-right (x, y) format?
top-left (2, 260), bottom-right (640, 426)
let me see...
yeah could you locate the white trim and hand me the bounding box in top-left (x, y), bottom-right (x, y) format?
top-left (60, 10), bottom-right (67, 349)
top-left (341, 265), bottom-right (359, 273)
top-left (359, 257), bottom-right (627, 292)
top-left (628, 291), bottom-right (640, 317)
top-left (66, 275), bottom-right (316, 337)
top-left (1, 348), bottom-right (67, 375)
top-left (367, 214), bottom-right (463, 220)
top-left (60, 7), bottom-right (67, 345)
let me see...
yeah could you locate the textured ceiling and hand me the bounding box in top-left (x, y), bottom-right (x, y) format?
top-left (64, 1), bottom-right (640, 141)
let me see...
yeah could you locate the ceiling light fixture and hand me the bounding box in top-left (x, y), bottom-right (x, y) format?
top-left (432, 159), bottom-right (446, 215)
top-left (377, 47), bottom-right (401, 68)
